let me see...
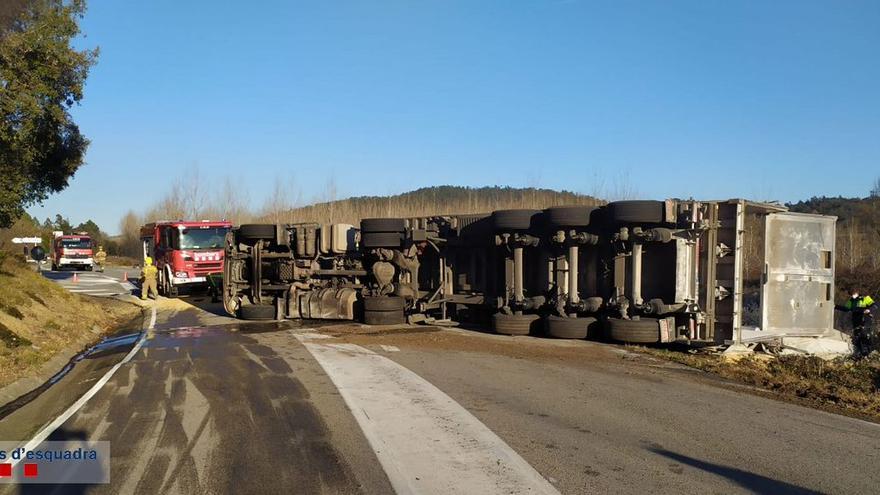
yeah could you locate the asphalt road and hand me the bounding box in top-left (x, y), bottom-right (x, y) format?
top-left (2, 278), bottom-right (879, 494)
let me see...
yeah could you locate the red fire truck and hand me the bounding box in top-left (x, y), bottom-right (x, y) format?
top-left (140, 220), bottom-right (232, 296)
top-left (52, 233), bottom-right (95, 271)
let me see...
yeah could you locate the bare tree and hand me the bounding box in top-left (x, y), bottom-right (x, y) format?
top-left (325, 175), bottom-right (338, 223)
top-left (118, 210), bottom-right (143, 258)
top-left (213, 176), bottom-right (252, 224)
top-left (181, 165), bottom-right (209, 219)
top-left (260, 175), bottom-right (300, 226)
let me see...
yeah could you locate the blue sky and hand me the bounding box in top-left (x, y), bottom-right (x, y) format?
top-left (27, 0), bottom-right (880, 233)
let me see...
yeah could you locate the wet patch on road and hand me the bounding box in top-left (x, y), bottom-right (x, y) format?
top-left (75, 323), bottom-right (363, 494)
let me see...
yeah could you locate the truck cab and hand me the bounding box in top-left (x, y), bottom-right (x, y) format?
top-left (52, 234), bottom-right (94, 271)
top-left (140, 220), bottom-right (232, 296)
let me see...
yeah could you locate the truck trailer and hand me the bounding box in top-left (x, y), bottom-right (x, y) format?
top-left (222, 199), bottom-right (837, 345)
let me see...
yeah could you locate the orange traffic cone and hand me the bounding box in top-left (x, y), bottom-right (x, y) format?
top-left (72, 273), bottom-right (79, 284)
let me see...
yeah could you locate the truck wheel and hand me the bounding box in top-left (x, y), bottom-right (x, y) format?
top-left (361, 232), bottom-right (403, 248)
top-left (239, 304), bottom-right (276, 320)
top-left (492, 313), bottom-right (539, 335)
top-left (363, 296), bottom-right (406, 311)
top-left (238, 224), bottom-right (276, 241)
top-left (360, 218), bottom-right (406, 233)
top-left (606, 201), bottom-right (667, 224)
top-left (544, 206), bottom-right (596, 227)
top-left (606, 317), bottom-right (661, 344)
top-left (492, 209), bottom-right (539, 231)
top-left (545, 315), bottom-right (597, 339)
top-left (363, 309), bottom-right (406, 325)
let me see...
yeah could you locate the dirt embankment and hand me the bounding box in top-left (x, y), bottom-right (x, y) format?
top-left (0, 258), bottom-right (141, 388)
top-left (644, 348), bottom-right (880, 422)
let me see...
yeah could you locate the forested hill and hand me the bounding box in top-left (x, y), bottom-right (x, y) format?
top-left (786, 196), bottom-right (880, 223)
top-left (787, 196), bottom-right (880, 294)
top-left (263, 186), bottom-right (602, 225)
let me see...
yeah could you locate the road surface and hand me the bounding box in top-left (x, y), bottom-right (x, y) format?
top-left (1, 268), bottom-right (878, 493)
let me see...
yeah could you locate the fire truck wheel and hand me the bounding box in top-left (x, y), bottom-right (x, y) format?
top-left (239, 304), bottom-right (276, 320)
top-left (363, 309), bottom-right (406, 325)
top-left (363, 296), bottom-right (406, 311)
top-left (360, 218), bottom-right (406, 233)
top-left (544, 206), bottom-right (596, 227)
top-left (492, 313), bottom-right (540, 335)
top-left (238, 224), bottom-right (276, 241)
top-left (492, 209), bottom-right (539, 231)
top-left (361, 232), bottom-right (403, 248)
top-left (545, 315), bottom-right (597, 339)
top-left (605, 317), bottom-right (661, 344)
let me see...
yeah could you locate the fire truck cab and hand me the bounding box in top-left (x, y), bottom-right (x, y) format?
top-left (52, 233), bottom-right (94, 271)
top-left (140, 220), bottom-right (232, 296)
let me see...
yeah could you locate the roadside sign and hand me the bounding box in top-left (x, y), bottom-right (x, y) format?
top-left (12, 237), bottom-right (42, 244)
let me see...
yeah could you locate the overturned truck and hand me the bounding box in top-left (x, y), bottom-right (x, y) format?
top-left (222, 199), bottom-right (836, 345)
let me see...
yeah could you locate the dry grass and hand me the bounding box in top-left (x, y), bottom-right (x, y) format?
top-left (644, 348), bottom-right (880, 421)
top-left (0, 256), bottom-right (141, 388)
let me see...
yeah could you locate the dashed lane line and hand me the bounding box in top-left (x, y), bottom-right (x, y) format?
top-left (9, 305), bottom-right (155, 467)
top-left (296, 333), bottom-right (560, 495)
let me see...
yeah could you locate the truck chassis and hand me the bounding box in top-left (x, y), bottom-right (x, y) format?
top-left (223, 199), bottom-right (836, 345)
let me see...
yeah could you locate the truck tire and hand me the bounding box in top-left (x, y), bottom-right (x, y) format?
top-left (361, 232), bottom-right (403, 248)
top-left (363, 309), bottom-right (406, 325)
top-left (545, 206), bottom-right (596, 227)
top-left (492, 313), bottom-right (540, 335)
top-left (363, 296), bottom-right (406, 312)
top-left (492, 209), bottom-right (539, 231)
top-left (605, 201), bottom-right (666, 224)
top-left (606, 317), bottom-right (661, 344)
top-left (239, 304), bottom-right (276, 320)
top-left (360, 218), bottom-right (406, 233)
top-left (545, 315), bottom-right (597, 339)
top-left (238, 224), bottom-right (276, 241)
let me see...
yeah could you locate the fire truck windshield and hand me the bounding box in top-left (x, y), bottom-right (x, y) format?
top-left (60, 238), bottom-right (91, 249)
top-left (178, 227), bottom-right (227, 249)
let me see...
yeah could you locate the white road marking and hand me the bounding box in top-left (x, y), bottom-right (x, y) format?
top-left (10, 305), bottom-right (155, 467)
top-left (379, 344), bottom-right (400, 352)
top-left (50, 272), bottom-right (131, 298)
top-left (297, 336), bottom-right (560, 495)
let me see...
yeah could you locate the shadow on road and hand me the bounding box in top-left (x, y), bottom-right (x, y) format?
top-left (649, 447), bottom-right (821, 494)
top-left (39, 272), bottom-right (77, 281)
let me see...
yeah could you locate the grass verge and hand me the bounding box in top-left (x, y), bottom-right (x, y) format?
top-left (642, 347), bottom-right (880, 422)
top-left (0, 256), bottom-right (141, 389)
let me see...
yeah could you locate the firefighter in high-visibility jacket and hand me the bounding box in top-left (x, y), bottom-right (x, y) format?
top-left (140, 257), bottom-right (159, 301)
top-left (837, 290), bottom-right (876, 358)
top-left (93, 246), bottom-right (107, 272)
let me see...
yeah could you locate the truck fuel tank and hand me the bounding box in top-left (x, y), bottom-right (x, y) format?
top-left (289, 287), bottom-right (358, 320)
